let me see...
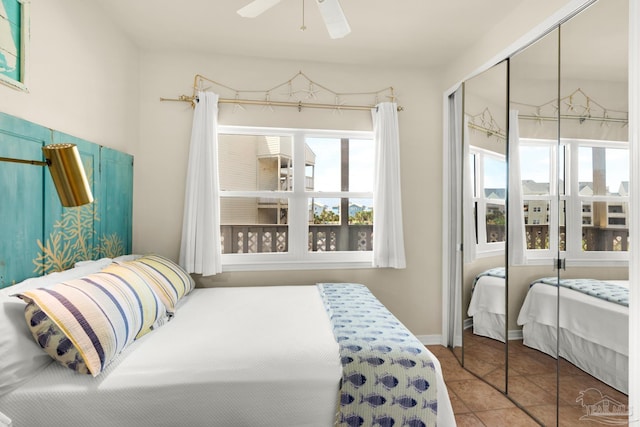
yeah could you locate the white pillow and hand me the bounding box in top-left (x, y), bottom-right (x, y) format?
top-left (73, 257), bottom-right (113, 268)
top-left (0, 293), bottom-right (52, 396)
top-left (113, 254), bottom-right (142, 262)
top-left (0, 409), bottom-right (11, 427)
top-left (0, 261), bottom-right (113, 397)
top-left (1, 258), bottom-right (113, 297)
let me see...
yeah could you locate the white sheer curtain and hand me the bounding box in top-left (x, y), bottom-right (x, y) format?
top-left (371, 102), bottom-right (406, 268)
top-left (179, 91), bottom-right (222, 276)
top-left (462, 114), bottom-right (477, 264)
top-left (508, 109), bottom-right (527, 265)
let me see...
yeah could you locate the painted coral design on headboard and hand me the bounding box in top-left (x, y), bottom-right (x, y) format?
top-left (100, 233), bottom-right (126, 259)
top-left (32, 200), bottom-right (126, 275)
top-left (33, 202), bottom-right (98, 274)
top-left (32, 157), bottom-right (130, 275)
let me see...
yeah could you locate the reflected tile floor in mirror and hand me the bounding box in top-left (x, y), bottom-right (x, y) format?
top-left (430, 330), bottom-right (629, 426)
top-left (428, 344), bottom-right (539, 426)
top-left (513, 337), bottom-right (629, 427)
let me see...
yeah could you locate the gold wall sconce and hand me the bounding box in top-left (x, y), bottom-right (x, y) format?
top-left (0, 143), bottom-right (94, 207)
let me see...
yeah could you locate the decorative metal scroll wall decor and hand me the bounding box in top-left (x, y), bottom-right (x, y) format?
top-left (161, 71), bottom-right (403, 113)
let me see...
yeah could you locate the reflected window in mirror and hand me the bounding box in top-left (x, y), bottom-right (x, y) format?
top-left (572, 139), bottom-right (629, 257)
top-left (469, 147), bottom-right (506, 256)
top-left (517, 137), bottom-right (628, 262)
top-left (519, 139), bottom-right (556, 257)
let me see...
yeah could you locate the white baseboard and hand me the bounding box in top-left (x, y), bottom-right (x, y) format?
top-left (417, 334), bottom-right (445, 346)
top-left (508, 329), bottom-right (523, 341)
top-left (464, 318), bottom-right (473, 330)
top-left (416, 329), bottom-right (522, 346)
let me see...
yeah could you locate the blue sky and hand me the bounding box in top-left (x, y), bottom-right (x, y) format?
top-left (305, 137), bottom-right (374, 192)
top-left (306, 137), bottom-right (374, 208)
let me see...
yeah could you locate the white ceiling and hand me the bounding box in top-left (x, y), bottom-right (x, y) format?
top-left (90, 0), bottom-right (528, 68)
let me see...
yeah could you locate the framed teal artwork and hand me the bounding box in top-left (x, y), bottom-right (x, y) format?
top-left (0, 0), bottom-right (29, 91)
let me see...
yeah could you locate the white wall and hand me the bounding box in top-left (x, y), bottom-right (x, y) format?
top-left (135, 51), bottom-right (444, 337)
top-left (0, 0), bottom-right (139, 153)
top-left (440, 0), bottom-right (578, 90)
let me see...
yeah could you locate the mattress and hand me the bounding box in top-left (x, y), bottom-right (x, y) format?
top-left (517, 280), bottom-right (628, 393)
top-left (0, 286), bottom-right (343, 427)
top-left (467, 274), bottom-right (506, 341)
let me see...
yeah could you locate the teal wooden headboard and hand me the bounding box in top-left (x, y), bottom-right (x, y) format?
top-left (0, 112), bottom-right (133, 288)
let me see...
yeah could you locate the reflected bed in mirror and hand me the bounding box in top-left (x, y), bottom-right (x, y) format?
top-left (467, 267), bottom-right (506, 342)
top-left (518, 276), bottom-right (628, 393)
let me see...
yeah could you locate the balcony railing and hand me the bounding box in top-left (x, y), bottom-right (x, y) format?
top-left (485, 224), bottom-right (506, 243)
top-left (276, 176), bottom-right (314, 191)
top-left (220, 224), bottom-right (373, 253)
top-left (485, 224), bottom-right (629, 251)
top-left (524, 225), bottom-right (629, 251)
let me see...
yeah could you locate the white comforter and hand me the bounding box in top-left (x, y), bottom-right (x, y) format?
top-left (517, 280), bottom-right (628, 356)
top-left (467, 275), bottom-right (505, 317)
top-left (517, 280), bottom-right (629, 392)
top-left (0, 286), bottom-right (342, 427)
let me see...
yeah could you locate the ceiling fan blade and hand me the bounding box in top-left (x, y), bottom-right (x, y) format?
top-left (316, 0), bottom-right (351, 39)
top-left (237, 0), bottom-right (282, 18)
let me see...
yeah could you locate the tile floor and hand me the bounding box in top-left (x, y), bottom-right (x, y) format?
top-left (428, 344), bottom-right (541, 426)
top-left (427, 340), bottom-right (629, 426)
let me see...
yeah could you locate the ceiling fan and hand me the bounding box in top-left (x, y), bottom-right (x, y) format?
top-left (237, 0), bottom-right (351, 39)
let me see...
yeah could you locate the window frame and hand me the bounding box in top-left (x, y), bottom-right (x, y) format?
top-left (564, 138), bottom-right (629, 263)
top-left (469, 146), bottom-right (506, 257)
top-left (218, 125), bottom-right (375, 272)
top-left (519, 138), bottom-right (560, 262)
top-left (520, 137), bottom-right (629, 266)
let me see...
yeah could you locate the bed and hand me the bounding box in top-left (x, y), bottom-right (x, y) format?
top-left (467, 267), bottom-right (506, 342)
top-left (0, 257), bottom-right (455, 427)
top-left (517, 277), bottom-right (628, 394)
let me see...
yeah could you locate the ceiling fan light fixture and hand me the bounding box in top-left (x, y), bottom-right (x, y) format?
top-left (237, 0), bottom-right (350, 39)
top-left (316, 0), bottom-right (351, 39)
top-left (237, 0), bottom-right (282, 18)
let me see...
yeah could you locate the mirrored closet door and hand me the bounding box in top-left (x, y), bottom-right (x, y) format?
top-left (506, 0), bottom-right (630, 425)
top-left (460, 61), bottom-right (508, 392)
top-left (507, 25), bottom-right (561, 426)
top-left (450, 1), bottom-right (631, 425)
top-left (557, 1), bottom-right (629, 424)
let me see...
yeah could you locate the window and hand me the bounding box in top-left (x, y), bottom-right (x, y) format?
top-left (572, 141), bottom-right (629, 255)
top-left (217, 126), bottom-right (374, 270)
top-left (520, 138), bottom-right (628, 262)
top-left (520, 141), bottom-right (555, 254)
top-left (469, 147), bottom-right (506, 255)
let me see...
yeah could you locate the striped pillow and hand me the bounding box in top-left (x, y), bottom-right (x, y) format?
top-left (17, 264), bottom-right (167, 376)
top-left (116, 255), bottom-right (195, 314)
top-left (23, 300), bottom-right (91, 374)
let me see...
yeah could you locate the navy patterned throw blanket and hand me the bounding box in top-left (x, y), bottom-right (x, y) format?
top-left (531, 277), bottom-right (628, 307)
top-left (317, 283), bottom-right (438, 427)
